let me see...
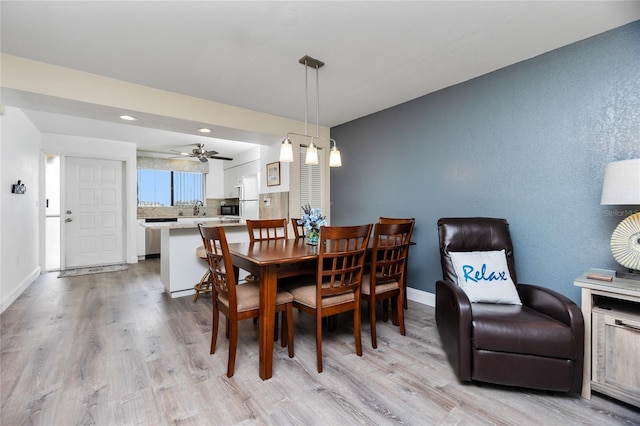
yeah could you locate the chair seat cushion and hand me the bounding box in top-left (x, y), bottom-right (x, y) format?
top-left (361, 273), bottom-right (399, 295)
top-left (471, 303), bottom-right (577, 359)
top-left (288, 281), bottom-right (355, 308)
top-left (217, 282), bottom-right (293, 312)
top-left (196, 246), bottom-right (207, 259)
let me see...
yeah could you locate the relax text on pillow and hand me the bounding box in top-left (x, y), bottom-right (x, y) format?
top-left (449, 250), bottom-right (522, 305)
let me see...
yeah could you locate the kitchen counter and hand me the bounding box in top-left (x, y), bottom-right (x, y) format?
top-left (139, 216), bottom-right (243, 229)
top-left (143, 218), bottom-right (249, 298)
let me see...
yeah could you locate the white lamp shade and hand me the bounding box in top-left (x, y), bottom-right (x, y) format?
top-left (329, 147), bottom-right (342, 167)
top-left (601, 159), bottom-right (640, 205)
top-left (305, 144), bottom-right (318, 165)
top-left (279, 139), bottom-right (293, 163)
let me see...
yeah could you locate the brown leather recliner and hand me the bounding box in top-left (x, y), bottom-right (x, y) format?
top-left (436, 217), bottom-right (584, 393)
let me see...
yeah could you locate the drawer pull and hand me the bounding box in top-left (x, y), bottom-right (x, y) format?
top-left (614, 319), bottom-right (640, 331)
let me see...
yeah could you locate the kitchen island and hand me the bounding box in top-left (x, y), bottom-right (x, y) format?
top-left (140, 218), bottom-right (249, 298)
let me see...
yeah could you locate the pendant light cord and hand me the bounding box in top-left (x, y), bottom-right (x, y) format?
top-left (316, 64), bottom-right (320, 137)
top-left (304, 59), bottom-right (308, 136)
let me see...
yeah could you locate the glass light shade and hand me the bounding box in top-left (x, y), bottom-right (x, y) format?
top-left (329, 146), bottom-right (342, 167)
top-left (279, 138), bottom-right (294, 163)
top-left (601, 159), bottom-right (640, 205)
top-left (305, 143), bottom-right (318, 165)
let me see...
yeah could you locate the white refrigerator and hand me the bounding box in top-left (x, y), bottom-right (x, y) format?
top-left (238, 173), bottom-right (259, 220)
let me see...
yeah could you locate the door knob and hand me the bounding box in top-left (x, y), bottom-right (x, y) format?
top-left (66, 210), bottom-right (72, 214)
top-left (65, 218), bottom-right (72, 223)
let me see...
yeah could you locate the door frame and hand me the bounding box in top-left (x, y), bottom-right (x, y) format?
top-left (40, 143), bottom-right (138, 272)
top-left (62, 156), bottom-right (126, 269)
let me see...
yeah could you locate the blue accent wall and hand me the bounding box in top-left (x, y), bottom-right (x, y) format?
top-left (330, 21), bottom-right (640, 303)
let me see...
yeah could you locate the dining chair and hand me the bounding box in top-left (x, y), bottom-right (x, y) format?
top-left (361, 221), bottom-right (414, 348)
top-left (291, 218), bottom-right (305, 239)
top-left (198, 224), bottom-right (294, 377)
top-left (378, 217), bottom-right (415, 310)
top-left (288, 224), bottom-right (372, 373)
top-left (245, 218), bottom-right (289, 329)
top-left (246, 218), bottom-right (288, 242)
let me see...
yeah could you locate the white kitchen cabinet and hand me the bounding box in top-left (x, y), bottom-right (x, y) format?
top-left (223, 166), bottom-right (240, 198)
top-left (205, 160), bottom-right (224, 199)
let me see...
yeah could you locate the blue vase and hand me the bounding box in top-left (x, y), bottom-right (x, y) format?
top-left (305, 227), bottom-right (319, 245)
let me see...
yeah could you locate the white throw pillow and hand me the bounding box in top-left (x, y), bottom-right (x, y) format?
top-left (449, 250), bottom-right (522, 305)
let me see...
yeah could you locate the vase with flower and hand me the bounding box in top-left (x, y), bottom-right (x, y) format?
top-left (301, 204), bottom-right (327, 246)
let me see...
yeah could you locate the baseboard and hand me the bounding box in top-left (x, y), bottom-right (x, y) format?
top-left (1, 266), bottom-right (41, 314)
top-left (407, 287), bottom-right (435, 307)
top-left (168, 288), bottom-right (196, 299)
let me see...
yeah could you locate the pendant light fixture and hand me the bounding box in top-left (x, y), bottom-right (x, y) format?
top-left (279, 55), bottom-right (342, 167)
top-left (329, 140), bottom-right (342, 167)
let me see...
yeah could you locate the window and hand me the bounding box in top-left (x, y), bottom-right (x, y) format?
top-left (138, 169), bottom-right (204, 206)
top-left (173, 171), bottom-right (205, 206)
top-left (299, 146), bottom-right (322, 209)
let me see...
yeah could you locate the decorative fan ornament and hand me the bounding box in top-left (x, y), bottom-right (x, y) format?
top-left (610, 212), bottom-right (640, 271)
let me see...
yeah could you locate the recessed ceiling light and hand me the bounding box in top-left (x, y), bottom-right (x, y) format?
top-left (120, 115), bottom-right (137, 121)
top-left (198, 128), bottom-right (212, 133)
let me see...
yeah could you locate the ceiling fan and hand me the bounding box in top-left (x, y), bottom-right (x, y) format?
top-left (171, 143), bottom-right (233, 162)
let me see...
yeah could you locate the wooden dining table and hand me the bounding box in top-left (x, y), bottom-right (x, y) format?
top-left (226, 238), bottom-right (318, 380)
top-left (226, 236), bottom-right (416, 380)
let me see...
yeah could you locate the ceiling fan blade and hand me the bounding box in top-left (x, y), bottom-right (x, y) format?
top-left (155, 144), bottom-right (228, 160)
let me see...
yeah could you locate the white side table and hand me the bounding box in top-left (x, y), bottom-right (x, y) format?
top-left (574, 269), bottom-right (640, 408)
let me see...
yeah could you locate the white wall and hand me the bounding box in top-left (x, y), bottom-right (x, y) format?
top-left (42, 134), bottom-right (138, 265)
top-left (1, 107), bottom-right (42, 313)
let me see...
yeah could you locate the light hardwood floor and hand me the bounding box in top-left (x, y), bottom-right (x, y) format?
top-left (1, 259), bottom-right (639, 425)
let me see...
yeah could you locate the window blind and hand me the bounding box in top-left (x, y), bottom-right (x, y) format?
top-left (299, 146), bottom-right (322, 210)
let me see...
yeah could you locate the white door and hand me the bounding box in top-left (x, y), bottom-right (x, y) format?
top-left (64, 157), bottom-right (125, 268)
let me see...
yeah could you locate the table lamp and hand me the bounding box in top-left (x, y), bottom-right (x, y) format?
top-left (601, 158), bottom-right (640, 280)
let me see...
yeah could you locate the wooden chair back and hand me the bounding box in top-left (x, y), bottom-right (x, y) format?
top-left (378, 217), bottom-right (415, 225)
top-left (198, 224), bottom-right (237, 302)
top-left (317, 224), bottom-right (373, 300)
top-left (371, 221), bottom-right (414, 288)
top-left (291, 218), bottom-right (305, 239)
top-left (246, 218), bottom-right (288, 242)
top-left (377, 217), bottom-right (415, 310)
top-left (362, 221), bottom-right (414, 348)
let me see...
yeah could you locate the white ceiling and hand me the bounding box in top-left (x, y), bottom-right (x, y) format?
top-left (2, 1), bottom-right (639, 155)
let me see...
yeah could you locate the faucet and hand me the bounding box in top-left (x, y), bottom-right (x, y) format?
top-left (193, 200), bottom-right (203, 216)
